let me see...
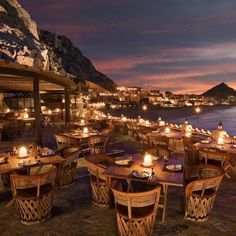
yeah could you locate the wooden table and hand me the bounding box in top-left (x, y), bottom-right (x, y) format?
top-left (194, 141), bottom-right (236, 155)
top-left (86, 154), bottom-right (184, 222)
top-left (63, 132), bottom-right (98, 140)
top-left (0, 154), bottom-right (64, 174)
top-left (148, 130), bottom-right (183, 151)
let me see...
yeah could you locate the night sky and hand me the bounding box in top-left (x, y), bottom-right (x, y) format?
top-left (20, 0), bottom-right (236, 94)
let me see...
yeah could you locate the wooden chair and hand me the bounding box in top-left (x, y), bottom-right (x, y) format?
top-left (183, 137), bottom-right (201, 165)
top-left (112, 186), bottom-right (161, 236)
top-left (57, 148), bottom-right (80, 187)
top-left (86, 161), bottom-right (114, 207)
top-left (55, 134), bottom-right (70, 149)
top-left (185, 164), bottom-right (224, 222)
top-left (89, 134), bottom-right (109, 155)
top-left (10, 167), bottom-right (57, 225)
top-left (199, 149), bottom-right (231, 178)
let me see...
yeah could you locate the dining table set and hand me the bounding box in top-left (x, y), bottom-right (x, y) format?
top-left (0, 146), bottom-right (64, 175)
top-left (86, 153), bottom-right (184, 222)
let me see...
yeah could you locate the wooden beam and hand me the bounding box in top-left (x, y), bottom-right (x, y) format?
top-left (64, 87), bottom-right (70, 125)
top-left (33, 78), bottom-right (42, 146)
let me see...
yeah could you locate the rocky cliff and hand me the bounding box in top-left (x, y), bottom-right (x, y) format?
top-left (0, 0), bottom-right (116, 91)
top-left (39, 30), bottom-right (116, 91)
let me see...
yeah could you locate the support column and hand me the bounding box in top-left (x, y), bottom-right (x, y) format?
top-left (64, 87), bottom-right (70, 125)
top-left (33, 78), bottom-right (42, 146)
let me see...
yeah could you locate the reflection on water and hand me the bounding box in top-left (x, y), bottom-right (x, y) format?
top-left (175, 106), bottom-right (236, 135)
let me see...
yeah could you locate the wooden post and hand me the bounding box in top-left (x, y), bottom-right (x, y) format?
top-left (33, 78), bottom-right (42, 146)
top-left (65, 87), bottom-right (70, 125)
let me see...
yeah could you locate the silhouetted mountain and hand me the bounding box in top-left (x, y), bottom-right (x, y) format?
top-left (202, 82), bottom-right (236, 98)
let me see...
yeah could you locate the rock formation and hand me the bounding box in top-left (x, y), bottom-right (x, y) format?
top-left (0, 0), bottom-right (116, 91)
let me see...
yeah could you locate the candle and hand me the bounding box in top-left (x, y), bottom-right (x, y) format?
top-left (218, 137), bottom-right (224, 145)
top-left (81, 119), bottom-right (85, 124)
top-left (83, 127), bottom-right (89, 134)
top-left (165, 127), bottom-right (170, 134)
top-left (143, 154), bottom-right (153, 167)
top-left (48, 109), bottom-right (52, 115)
top-left (23, 113), bottom-right (29, 119)
top-left (19, 146), bottom-right (28, 158)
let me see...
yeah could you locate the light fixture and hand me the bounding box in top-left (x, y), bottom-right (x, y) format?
top-left (165, 127), bottom-right (170, 134)
top-left (217, 121), bottom-right (223, 130)
top-left (83, 127), bottom-right (89, 134)
top-left (23, 113), bottom-right (29, 119)
top-left (143, 153), bottom-right (153, 167)
top-left (19, 146), bottom-right (28, 158)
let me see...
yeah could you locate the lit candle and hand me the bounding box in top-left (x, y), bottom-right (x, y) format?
top-left (165, 127), bottom-right (170, 134)
top-left (23, 113), bottom-right (29, 119)
top-left (48, 109), bottom-right (52, 115)
top-left (56, 108), bottom-right (60, 113)
top-left (81, 119), bottom-right (85, 124)
top-left (143, 154), bottom-right (153, 167)
top-left (19, 146), bottom-right (28, 158)
top-left (218, 137), bottom-right (224, 145)
top-left (83, 127), bottom-right (89, 134)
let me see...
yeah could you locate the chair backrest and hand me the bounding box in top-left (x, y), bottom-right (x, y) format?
top-left (29, 164), bottom-right (53, 175)
top-left (89, 135), bottom-right (108, 146)
top-left (183, 137), bottom-right (202, 150)
top-left (86, 161), bottom-right (107, 181)
top-left (63, 148), bottom-right (80, 166)
top-left (156, 135), bottom-right (169, 146)
top-left (55, 134), bottom-right (70, 149)
top-left (11, 166), bottom-right (56, 197)
top-left (185, 164), bottom-right (224, 198)
top-left (199, 149), bottom-right (230, 164)
top-left (112, 187), bottom-right (161, 219)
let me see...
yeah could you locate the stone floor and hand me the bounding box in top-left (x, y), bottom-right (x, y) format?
top-left (0, 134), bottom-right (235, 235)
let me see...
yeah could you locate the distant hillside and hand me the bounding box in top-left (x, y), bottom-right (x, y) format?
top-left (202, 82), bottom-right (236, 98)
top-left (0, 0), bottom-right (116, 92)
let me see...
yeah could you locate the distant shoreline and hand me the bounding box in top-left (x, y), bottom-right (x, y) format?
top-left (103, 104), bottom-right (236, 122)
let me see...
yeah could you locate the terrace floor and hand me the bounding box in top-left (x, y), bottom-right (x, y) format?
top-left (0, 134), bottom-right (235, 236)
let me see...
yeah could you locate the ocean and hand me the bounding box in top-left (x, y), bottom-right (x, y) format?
top-left (104, 105), bottom-right (236, 135)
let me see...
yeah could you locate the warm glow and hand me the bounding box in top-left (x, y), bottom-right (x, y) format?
top-left (121, 116), bottom-right (127, 122)
top-left (142, 104), bottom-right (147, 111)
top-left (195, 107), bottom-right (201, 113)
top-left (19, 146), bottom-right (27, 158)
top-left (56, 108), bottom-right (60, 112)
top-left (24, 108), bottom-right (28, 112)
top-left (6, 108), bottom-right (10, 113)
top-left (143, 153), bottom-right (152, 167)
top-left (81, 119), bottom-right (85, 124)
top-left (83, 127), bottom-right (89, 134)
top-left (23, 113), bottom-right (29, 119)
top-left (217, 137), bottom-right (224, 145)
top-left (165, 127), bottom-right (170, 134)
top-left (48, 109), bottom-right (52, 115)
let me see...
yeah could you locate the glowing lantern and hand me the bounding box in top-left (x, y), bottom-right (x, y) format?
top-left (143, 154), bottom-right (152, 167)
top-left (19, 146), bottom-right (28, 158)
top-left (83, 127), bottom-right (89, 134)
top-left (165, 127), bottom-right (170, 135)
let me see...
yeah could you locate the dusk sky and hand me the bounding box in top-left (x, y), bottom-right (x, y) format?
top-left (20, 0), bottom-right (236, 94)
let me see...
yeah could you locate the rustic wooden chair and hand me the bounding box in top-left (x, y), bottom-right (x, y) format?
top-left (112, 186), bottom-right (161, 236)
top-left (10, 167), bottom-right (57, 225)
top-left (183, 137), bottom-right (201, 165)
top-left (55, 134), bottom-right (70, 149)
top-left (185, 164), bottom-right (224, 222)
top-left (57, 148), bottom-right (80, 187)
top-left (199, 149), bottom-right (231, 178)
top-left (86, 161), bottom-right (115, 207)
top-left (88, 134), bottom-right (109, 155)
